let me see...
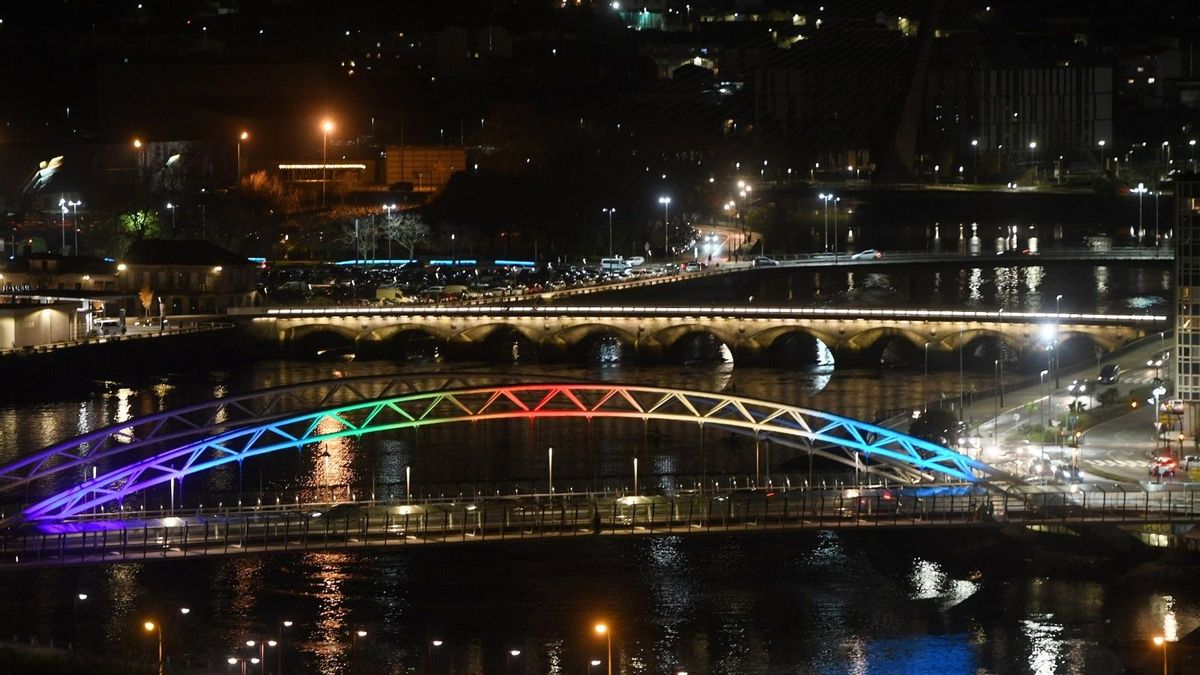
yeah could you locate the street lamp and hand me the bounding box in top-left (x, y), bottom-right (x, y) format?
top-left (590, 659), bottom-right (603, 673)
top-left (1040, 369), bottom-right (1050, 460)
top-left (658, 196), bottom-right (671, 257)
top-left (602, 207), bottom-right (616, 257)
top-left (1028, 141), bottom-right (1038, 182)
top-left (819, 193), bottom-right (833, 251)
top-left (1153, 635), bottom-right (1167, 675)
top-left (144, 620), bottom-right (163, 675)
top-left (277, 620), bottom-right (293, 675)
top-left (507, 649), bottom-right (522, 673)
top-left (1098, 139), bottom-right (1106, 172)
top-left (166, 202), bottom-right (176, 231)
top-left (594, 623), bottom-right (612, 675)
top-left (970, 139), bottom-right (979, 180)
top-left (548, 445), bottom-right (554, 495)
top-left (321, 118), bottom-right (335, 207)
top-left (1134, 182), bottom-right (1148, 242)
top-left (68, 200), bottom-right (82, 254)
top-left (429, 639), bottom-right (443, 673)
top-left (58, 198), bottom-right (68, 254)
top-left (351, 629), bottom-right (368, 669)
top-left (237, 130), bottom-right (249, 180)
top-left (923, 342), bottom-right (930, 412)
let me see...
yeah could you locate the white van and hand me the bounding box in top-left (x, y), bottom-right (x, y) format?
top-left (600, 257), bottom-right (631, 272)
top-left (94, 318), bottom-right (125, 335)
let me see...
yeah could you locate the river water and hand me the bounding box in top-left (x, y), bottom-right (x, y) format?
top-left (1, 353), bottom-right (1198, 674)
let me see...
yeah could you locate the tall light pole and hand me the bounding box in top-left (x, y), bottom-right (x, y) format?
top-left (144, 621), bottom-right (163, 675)
top-left (69, 200), bottom-right (82, 254)
top-left (547, 445), bottom-right (554, 494)
top-left (832, 196), bottom-right (841, 263)
top-left (970, 139), bottom-right (979, 181)
top-left (1153, 636), bottom-right (1167, 675)
top-left (58, 198), bottom-right (68, 254)
top-left (602, 207), bottom-right (616, 257)
top-left (383, 203), bottom-right (396, 258)
top-left (923, 342), bottom-right (930, 412)
top-left (594, 623), bottom-right (613, 675)
top-left (166, 202), bottom-right (176, 231)
top-left (133, 138), bottom-right (146, 195)
top-left (1098, 139), bottom-right (1106, 173)
top-left (1055, 294), bottom-right (1063, 387)
top-left (1040, 368), bottom-right (1049, 460)
top-left (1028, 141), bottom-right (1038, 182)
top-left (278, 620), bottom-right (292, 675)
top-left (321, 119), bottom-right (335, 208)
top-left (993, 359), bottom-right (1001, 452)
top-left (352, 629), bottom-right (367, 670)
top-left (819, 193), bottom-right (832, 251)
top-left (658, 196), bottom-right (671, 257)
top-left (237, 130), bottom-right (249, 180)
top-left (1135, 182), bottom-right (1148, 242)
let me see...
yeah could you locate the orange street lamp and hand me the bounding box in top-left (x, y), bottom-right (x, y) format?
top-left (594, 623), bottom-right (612, 675)
top-left (237, 131), bottom-right (250, 179)
top-left (1153, 635), bottom-right (1167, 675)
top-left (321, 119), bottom-right (336, 207)
top-left (144, 620), bottom-right (163, 675)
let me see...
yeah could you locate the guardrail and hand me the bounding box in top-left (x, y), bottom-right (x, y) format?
top-left (230, 304), bottom-right (1168, 325)
top-left (5, 484), bottom-right (1199, 568)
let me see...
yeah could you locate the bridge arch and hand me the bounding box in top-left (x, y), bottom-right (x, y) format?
top-left (545, 324), bottom-right (640, 363)
top-left (841, 326), bottom-right (927, 367)
top-left (738, 326), bottom-right (839, 367)
top-left (455, 323), bottom-right (541, 361)
top-left (357, 327), bottom-right (445, 361)
top-left (644, 325), bottom-right (739, 364)
top-left (284, 324), bottom-right (359, 358)
top-left (8, 383), bottom-right (996, 522)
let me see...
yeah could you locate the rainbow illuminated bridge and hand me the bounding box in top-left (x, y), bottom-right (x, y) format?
top-left (0, 374), bottom-right (997, 525)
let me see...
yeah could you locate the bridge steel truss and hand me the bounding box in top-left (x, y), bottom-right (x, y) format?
top-left (10, 381), bottom-right (995, 523)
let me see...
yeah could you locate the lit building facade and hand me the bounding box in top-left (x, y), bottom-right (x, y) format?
top-left (1175, 176), bottom-right (1200, 438)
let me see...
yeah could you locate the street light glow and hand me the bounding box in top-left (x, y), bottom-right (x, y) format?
top-left (144, 621), bottom-right (156, 631)
top-left (594, 623), bottom-right (608, 634)
top-left (240, 130), bottom-right (249, 141)
top-left (322, 119), bottom-right (335, 133)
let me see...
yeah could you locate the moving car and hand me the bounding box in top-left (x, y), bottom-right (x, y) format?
top-left (683, 261), bottom-right (703, 272)
top-left (1148, 455), bottom-right (1177, 478)
top-left (850, 249), bottom-right (882, 260)
top-left (752, 256), bottom-right (780, 267)
top-left (1098, 364), bottom-right (1121, 384)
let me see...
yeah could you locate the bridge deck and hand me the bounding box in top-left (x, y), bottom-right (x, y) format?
top-left (6, 488), bottom-right (1198, 568)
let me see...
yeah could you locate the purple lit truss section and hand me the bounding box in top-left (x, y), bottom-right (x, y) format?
top-left (15, 383), bottom-right (997, 522)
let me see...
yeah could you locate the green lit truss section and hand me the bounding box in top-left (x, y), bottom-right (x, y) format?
top-left (9, 380), bottom-right (996, 523)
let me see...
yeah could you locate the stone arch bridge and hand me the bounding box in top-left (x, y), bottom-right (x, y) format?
top-left (237, 305), bottom-right (1167, 366)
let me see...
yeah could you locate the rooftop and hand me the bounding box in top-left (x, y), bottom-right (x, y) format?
top-left (123, 240), bottom-right (253, 267)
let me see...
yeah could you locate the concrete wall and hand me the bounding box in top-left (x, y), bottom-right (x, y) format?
top-left (0, 304), bottom-right (74, 349)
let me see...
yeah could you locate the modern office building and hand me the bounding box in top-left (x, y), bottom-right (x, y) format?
top-left (1175, 175), bottom-right (1200, 440)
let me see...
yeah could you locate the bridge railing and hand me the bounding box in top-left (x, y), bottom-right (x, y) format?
top-left (4, 485), bottom-right (1199, 568)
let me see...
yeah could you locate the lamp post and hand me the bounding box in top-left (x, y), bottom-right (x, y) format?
top-left (1028, 141), bottom-right (1038, 182)
top-left (594, 623), bottom-right (612, 675)
top-left (507, 649), bottom-right (522, 674)
top-left (1098, 139), bottom-right (1106, 173)
top-left (1040, 369), bottom-right (1049, 460)
top-left (819, 193), bottom-right (833, 251)
top-left (429, 640), bottom-right (443, 673)
top-left (68, 200), bottom-right (82, 254)
top-left (923, 342), bottom-right (930, 412)
top-left (144, 621), bottom-right (163, 675)
top-left (971, 139), bottom-right (979, 181)
top-left (590, 659), bottom-right (603, 673)
top-left (133, 138), bottom-right (146, 194)
top-left (1135, 182), bottom-right (1148, 242)
top-left (351, 630), bottom-right (367, 671)
top-left (321, 119), bottom-right (335, 208)
top-left (1055, 295), bottom-right (1062, 388)
top-left (277, 620), bottom-right (292, 675)
top-left (548, 445), bottom-right (554, 495)
top-left (602, 208), bottom-right (616, 257)
top-left (993, 359), bottom-right (1001, 453)
top-left (658, 196), bottom-right (671, 257)
top-left (237, 131), bottom-right (249, 180)
top-left (1153, 636), bottom-right (1167, 675)
top-left (166, 202), bottom-right (176, 231)
top-left (832, 196), bottom-right (841, 263)
top-left (58, 198), bottom-right (68, 254)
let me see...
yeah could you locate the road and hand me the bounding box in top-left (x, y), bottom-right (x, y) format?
top-left (966, 333), bottom-right (1177, 484)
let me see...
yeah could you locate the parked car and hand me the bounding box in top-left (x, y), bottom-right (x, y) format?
top-left (1183, 455), bottom-right (1200, 471)
top-left (850, 249), bottom-right (883, 260)
top-left (1098, 364), bottom-right (1121, 384)
top-left (683, 261), bottom-right (703, 272)
top-left (752, 256), bottom-right (780, 267)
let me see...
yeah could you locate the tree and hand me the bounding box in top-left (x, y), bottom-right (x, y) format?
top-left (341, 218), bottom-right (378, 262)
top-left (138, 286), bottom-right (155, 319)
top-left (383, 211), bottom-right (431, 260)
top-left (119, 210), bottom-right (163, 243)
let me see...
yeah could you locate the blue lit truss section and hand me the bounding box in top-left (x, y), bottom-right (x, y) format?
top-left (12, 383), bottom-right (996, 522)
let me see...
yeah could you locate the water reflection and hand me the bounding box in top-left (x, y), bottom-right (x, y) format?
top-left (1021, 617), bottom-right (1064, 675)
